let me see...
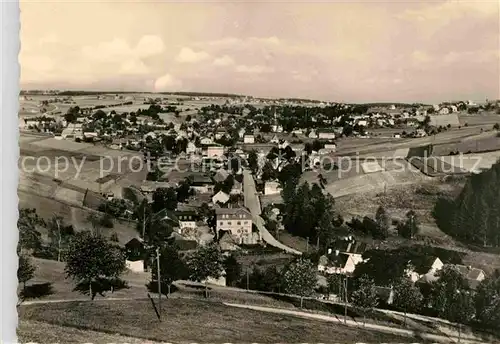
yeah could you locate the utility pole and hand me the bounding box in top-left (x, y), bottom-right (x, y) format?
top-left (56, 217), bottom-right (61, 262)
top-left (156, 247), bottom-right (161, 321)
top-left (306, 237), bottom-right (309, 252)
top-left (246, 268), bottom-right (249, 290)
top-left (316, 236), bottom-right (320, 250)
top-left (344, 276), bottom-right (348, 324)
top-left (142, 202), bottom-right (146, 239)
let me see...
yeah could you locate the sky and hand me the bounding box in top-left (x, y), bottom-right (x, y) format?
top-left (20, 0), bottom-right (500, 103)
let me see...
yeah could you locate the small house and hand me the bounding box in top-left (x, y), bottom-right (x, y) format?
top-left (206, 145), bottom-right (225, 159)
top-left (264, 181), bottom-right (281, 195)
top-left (212, 190), bottom-right (230, 205)
top-left (243, 134), bottom-right (255, 144)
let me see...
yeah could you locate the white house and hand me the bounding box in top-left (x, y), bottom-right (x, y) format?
top-left (439, 107), bottom-right (450, 115)
top-left (270, 135), bottom-right (279, 144)
top-left (318, 250), bottom-right (362, 275)
top-left (272, 124), bottom-right (283, 133)
top-left (450, 105), bottom-right (458, 113)
top-left (212, 190), bottom-right (230, 204)
top-left (200, 137), bottom-right (213, 145)
top-left (264, 181), bottom-right (281, 195)
top-left (317, 130), bottom-right (336, 140)
top-left (176, 210), bottom-right (199, 230)
top-left (278, 140), bottom-right (289, 149)
top-left (324, 143), bottom-right (337, 152)
top-left (126, 260), bottom-right (145, 273)
top-left (407, 257), bottom-right (444, 283)
top-left (215, 129), bottom-right (226, 140)
top-left (243, 134), bottom-right (255, 144)
top-left (206, 145), bottom-right (225, 158)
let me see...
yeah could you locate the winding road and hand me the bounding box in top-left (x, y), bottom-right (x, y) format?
top-left (243, 169), bottom-right (302, 255)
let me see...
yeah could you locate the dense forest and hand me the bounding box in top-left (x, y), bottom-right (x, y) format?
top-left (433, 160), bottom-right (500, 247)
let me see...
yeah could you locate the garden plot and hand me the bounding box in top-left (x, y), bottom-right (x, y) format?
top-left (459, 113), bottom-right (500, 126)
top-left (429, 114), bottom-right (460, 127)
top-left (438, 151), bottom-right (500, 173)
top-left (325, 162), bottom-right (429, 198)
top-left (30, 137), bottom-right (92, 152)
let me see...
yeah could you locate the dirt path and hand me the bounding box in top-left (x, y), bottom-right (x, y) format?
top-left (224, 303), bottom-right (490, 344)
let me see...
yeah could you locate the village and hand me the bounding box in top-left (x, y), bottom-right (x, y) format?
top-left (16, 91), bottom-right (500, 343)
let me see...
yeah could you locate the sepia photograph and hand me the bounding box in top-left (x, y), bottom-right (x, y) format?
top-left (16, 0), bottom-right (500, 343)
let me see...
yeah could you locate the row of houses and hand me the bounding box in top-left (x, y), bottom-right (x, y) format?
top-left (317, 238), bottom-right (487, 302)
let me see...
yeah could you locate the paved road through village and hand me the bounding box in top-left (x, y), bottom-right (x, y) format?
top-left (242, 169), bottom-right (302, 255)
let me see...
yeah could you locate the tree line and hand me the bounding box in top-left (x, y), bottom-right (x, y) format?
top-left (433, 160), bottom-right (500, 247)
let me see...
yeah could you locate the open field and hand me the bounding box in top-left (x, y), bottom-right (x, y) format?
top-left (336, 126), bottom-right (491, 157)
top-left (18, 298), bottom-right (415, 343)
top-left (459, 113), bottom-right (500, 126)
top-left (17, 320), bottom-right (156, 344)
top-left (20, 258), bottom-right (148, 301)
top-left (18, 320), bottom-right (156, 344)
top-left (18, 191), bottom-right (138, 244)
top-left (432, 132), bottom-right (500, 155)
top-left (430, 113), bottom-right (460, 127)
top-left (437, 151), bottom-right (500, 173)
top-left (309, 159), bottom-right (432, 198)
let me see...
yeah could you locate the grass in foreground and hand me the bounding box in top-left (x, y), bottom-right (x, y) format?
top-left (19, 299), bottom-right (417, 343)
top-left (18, 320), bottom-right (155, 344)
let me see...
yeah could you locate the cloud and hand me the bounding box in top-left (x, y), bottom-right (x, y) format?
top-left (235, 64), bottom-right (274, 74)
top-left (399, 1), bottom-right (498, 23)
top-left (80, 35), bottom-right (166, 66)
top-left (135, 35), bottom-right (166, 58)
top-left (213, 55), bottom-right (235, 66)
top-left (154, 73), bottom-right (182, 91)
top-left (119, 59), bottom-right (149, 75)
top-left (175, 47), bottom-right (211, 63)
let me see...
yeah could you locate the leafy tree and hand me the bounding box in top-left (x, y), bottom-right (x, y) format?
top-left (392, 277), bottom-right (423, 326)
top-left (18, 254), bottom-right (36, 291)
top-left (186, 243), bottom-right (225, 297)
top-left (152, 187), bottom-right (178, 212)
top-left (430, 265), bottom-right (470, 318)
top-left (109, 232), bottom-right (119, 242)
top-left (151, 244), bottom-right (188, 296)
top-left (474, 275), bottom-right (500, 329)
top-left (247, 150), bottom-right (259, 175)
top-left (223, 254), bottom-right (242, 287)
top-left (374, 206), bottom-right (390, 239)
top-left (433, 161), bottom-right (500, 247)
top-left (176, 178), bottom-right (193, 203)
top-left (18, 208), bottom-right (44, 253)
top-left (494, 123), bottom-right (500, 130)
top-left (65, 231), bottom-right (127, 299)
top-left (87, 212), bottom-right (102, 235)
top-left (351, 275), bottom-right (379, 326)
top-left (281, 258), bottom-right (317, 307)
top-left (47, 215), bottom-right (75, 262)
top-left (327, 273), bottom-right (345, 300)
top-left (398, 210), bottom-right (419, 239)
